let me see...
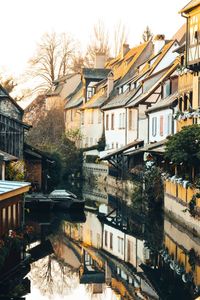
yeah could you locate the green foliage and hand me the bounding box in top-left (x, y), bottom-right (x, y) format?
top-left (131, 163), bottom-right (164, 211)
top-left (97, 132), bottom-right (106, 151)
top-left (26, 108), bottom-right (65, 152)
top-left (85, 155), bottom-right (99, 163)
top-left (188, 193), bottom-right (200, 217)
top-left (165, 125), bottom-right (200, 169)
top-left (145, 164), bottom-right (164, 206)
top-left (26, 108), bottom-right (83, 183)
top-left (45, 152), bottom-right (63, 191)
top-left (59, 135), bottom-right (83, 180)
top-left (6, 161), bottom-right (25, 181)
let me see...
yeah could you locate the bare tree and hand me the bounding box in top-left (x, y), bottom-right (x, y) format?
top-left (0, 75), bottom-right (17, 93)
top-left (27, 32), bottom-right (75, 93)
top-left (113, 21), bottom-right (128, 57)
top-left (85, 20), bottom-right (110, 67)
top-left (26, 108), bottom-right (65, 152)
top-left (142, 26), bottom-right (153, 42)
top-left (70, 52), bottom-right (85, 73)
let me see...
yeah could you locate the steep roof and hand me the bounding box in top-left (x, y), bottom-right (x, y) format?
top-left (111, 42), bottom-right (150, 81)
top-left (126, 59), bottom-right (179, 108)
top-left (145, 92), bottom-right (178, 114)
top-left (65, 83), bottom-right (83, 109)
top-left (180, 0), bottom-right (200, 14)
top-left (102, 87), bottom-right (138, 110)
top-left (172, 24), bottom-right (186, 46)
top-left (0, 85), bottom-right (23, 114)
top-left (82, 68), bottom-right (111, 80)
top-left (81, 90), bottom-right (107, 109)
top-left (148, 40), bottom-right (175, 76)
top-left (46, 73), bottom-right (79, 96)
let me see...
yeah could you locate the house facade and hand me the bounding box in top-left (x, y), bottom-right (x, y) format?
top-left (164, 0), bottom-right (200, 236)
top-left (46, 73), bottom-right (81, 110)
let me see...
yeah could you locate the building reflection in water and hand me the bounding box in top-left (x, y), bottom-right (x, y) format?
top-left (1, 183), bottom-right (200, 299)
top-left (162, 217), bottom-right (200, 296)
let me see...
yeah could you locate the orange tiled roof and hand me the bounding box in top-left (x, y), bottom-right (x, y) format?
top-left (110, 42), bottom-right (149, 81)
top-left (81, 89), bottom-right (107, 110)
top-left (179, 0), bottom-right (200, 14)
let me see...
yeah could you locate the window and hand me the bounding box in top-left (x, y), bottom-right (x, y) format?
top-left (110, 233), bottom-right (113, 250)
top-left (117, 236), bottom-right (124, 254)
top-left (184, 95), bottom-right (188, 111)
top-left (122, 113), bottom-right (125, 129)
top-left (118, 87), bottom-right (123, 95)
top-left (106, 114), bottom-right (109, 130)
top-left (152, 117), bottom-right (157, 137)
top-left (119, 113), bottom-right (122, 129)
top-left (129, 110), bottom-right (133, 130)
top-left (116, 142), bottom-right (119, 149)
top-left (163, 80), bottom-right (171, 99)
top-left (105, 230), bottom-right (108, 247)
top-left (85, 137), bottom-right (88, 147)
top-left (160, 115), bottom-right (164, 136)
top-left (98, 110), bottom-right (102, 123)
top-left (119, 113), bottom-right (125, 129)
top-left (127, 240), bottom-right (132, 262)
top-left (97, 233), bottom-right (101, 248)
top-left (90, 138), bottom-right (93, 146)
top-left (111, 114), bottom-right (114, 130)
top-left (112, 143), bottom-right (114, 149)
top-left (87, 86), bottom-right (95, 100)
top-left (167, 114), bottom-right (172, 134)
top-left (179, 98), bottom-right (183, 112)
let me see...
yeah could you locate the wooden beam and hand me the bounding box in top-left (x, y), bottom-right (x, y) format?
top-left (0, 186), bottom-right (30, 201)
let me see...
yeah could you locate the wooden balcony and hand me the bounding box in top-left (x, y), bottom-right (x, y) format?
top-left (178, 72), bottom-right (193, 94)
top-left (177, 118), bottom-right (194, 132)
top-left (165, 180), bottom-right (197, 205)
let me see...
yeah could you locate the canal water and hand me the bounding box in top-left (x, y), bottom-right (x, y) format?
top-left (1, 182), bottom-right (200, 300)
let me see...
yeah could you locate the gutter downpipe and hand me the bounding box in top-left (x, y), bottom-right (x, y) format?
top-left (181, 12), bottom-right (189, 70)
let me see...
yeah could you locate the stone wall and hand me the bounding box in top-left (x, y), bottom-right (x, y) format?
top-left (82, 162), bottom-right (136, 205)
top-left (164, 194), bottom-right (200, 238)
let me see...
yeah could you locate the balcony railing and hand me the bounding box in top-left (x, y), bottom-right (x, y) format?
top-left (178, 72), bottom-right (193, 94)
top-left (165, 179), bottom-right (198, 205)
top-left (177, 118), bottom-right (194, 132)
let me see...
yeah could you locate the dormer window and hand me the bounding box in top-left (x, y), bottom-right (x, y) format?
top-left (87, 86), bottom-right (95, 100)
top-left (118, 87), bottom-right (123, 95)
top-left (162, 80), bottom-right (171, 99)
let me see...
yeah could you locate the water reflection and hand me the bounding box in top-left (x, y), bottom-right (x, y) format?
top-left (0, 183), bottom-right (200, 299)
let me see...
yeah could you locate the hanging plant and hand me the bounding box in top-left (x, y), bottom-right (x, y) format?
top-left (189, 195), bottom-right (197, 217)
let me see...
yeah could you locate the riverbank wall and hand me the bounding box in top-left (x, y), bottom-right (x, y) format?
top-left (82, 163), bottom-right (137, 205)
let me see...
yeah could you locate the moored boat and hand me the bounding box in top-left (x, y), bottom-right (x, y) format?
top-left (49, 189), bottom-right (85, 211)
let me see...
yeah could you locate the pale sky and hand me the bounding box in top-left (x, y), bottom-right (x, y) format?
top-left (0, 0), bottom-right (187, 78)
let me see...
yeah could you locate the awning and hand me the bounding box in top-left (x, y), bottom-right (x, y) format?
top-left (0, 180), bottom-right (31, 201)
top-left (0, 150), bottom-right (18, 162)
top-left (125, 139), bottom-right (167, 157)
top-left (100, 140), bottom-right (144, 161)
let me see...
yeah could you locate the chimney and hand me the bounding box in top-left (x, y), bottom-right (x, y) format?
top-left (153, 34), bottom-right (165, 55)
top-left (121, 43), bottom-right (130, 59)
top-left (95, 52), bottom-right (106, 68)
top-left (107, 72), bottom-right (114, 98)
